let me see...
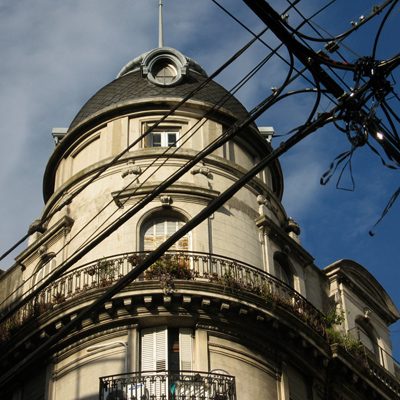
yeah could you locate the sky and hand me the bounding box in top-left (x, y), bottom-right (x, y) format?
top-left (1, 0), bottom-right (400, 358)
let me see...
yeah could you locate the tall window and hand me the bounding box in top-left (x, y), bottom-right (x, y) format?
top-left (141, 217), bottom-right (190, 252)
top-left (33, 257), bottom-right (56, 290)
top-left (141, 326), bottom-right (193, 372)
top-left (275, 260), bottom-right (290, 286)
top-left (355, 319), bottom-right (379, 360)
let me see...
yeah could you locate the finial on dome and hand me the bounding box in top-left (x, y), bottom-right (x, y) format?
top-left (159, 0), bottom-right (164, 48)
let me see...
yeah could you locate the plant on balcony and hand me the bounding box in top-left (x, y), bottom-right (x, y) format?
top-left (218, 268), bottom-right (244, 293)
top-left (127, 253), bottom-right (143, 266)
top-left (144, 255), bottom-right (193, 293)
top-left (97, 259), bottom-right (115, 287)
top-left (0, 298), bottom-right (55, 344)
top-left (326, 328), bottom-right (369, 369)
top-left (53, 292), bottom-right (66, 304)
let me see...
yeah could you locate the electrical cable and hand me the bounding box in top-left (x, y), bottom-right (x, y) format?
top-left (7, 61), bottom-right (378, 387)
top-left (0, 45), bottom-right (289, 316)
top-left (212, 0), bottom-right (329, 97)
top-left (283, 0), bottom-right (396, 43)
top-left (372, 0), bottom-right (399, 59)
top-left (0, 24), bottom-right (270, 265)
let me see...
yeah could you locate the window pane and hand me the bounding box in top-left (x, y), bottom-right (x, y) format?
top-left (142, 218), bottom-right (190, 251)
top-left (168, 133), bottom-right (177, 147)
top-left (152, 132), bottom-right (161, 147)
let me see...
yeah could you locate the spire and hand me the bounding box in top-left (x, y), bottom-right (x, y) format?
top-left (159, 0), bottom-right (164, 47)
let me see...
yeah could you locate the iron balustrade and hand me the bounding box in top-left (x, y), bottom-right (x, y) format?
top-left (99, 370), bottom-right (236, 400)
top-left (347, 326), bottom-right (400, 380)
top-left (3, 250), bottom-right (400, 381)
top-left (0, 251), bottom-right (325, 335)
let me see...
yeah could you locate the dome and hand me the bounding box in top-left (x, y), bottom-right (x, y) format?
top-left (68, 47), bottom-right (251, 133)
top-left (44, 47), bottom-right (283, 203)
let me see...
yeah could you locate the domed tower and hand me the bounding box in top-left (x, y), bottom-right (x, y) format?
top-left (1, 46), bottom-right (400, 400)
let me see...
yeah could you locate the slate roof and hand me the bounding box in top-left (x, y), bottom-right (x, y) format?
top-left (68, 71), bottom-right (250, 131)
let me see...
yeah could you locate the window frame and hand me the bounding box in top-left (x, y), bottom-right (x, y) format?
top-left (33, 256), bottom-right (56, 290)
top-left (140, 326), bottom-right (194, 372)
top-left (141, 216), bottom-right (192, 253)
top-left (142, 121), bottom-right (188, 149)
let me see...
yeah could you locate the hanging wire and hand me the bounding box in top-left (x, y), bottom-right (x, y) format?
top-left (0, 46), bottom-right (297, 324)
top-left (0, 20), bottom-right (271, 265)
top-left (283, 0), bottom-right (396, 43)
top-left (0, 44), bottom-right (291, 312)
top-left (372, 0), bottom-right (399, 59)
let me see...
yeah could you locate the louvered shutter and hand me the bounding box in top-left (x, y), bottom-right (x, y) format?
top-left (179, 328), bottom-right (193, 371)
top-left (141, 327), bottom-right (168, 399)
top-left (141, 326), bottom-right (168, 371)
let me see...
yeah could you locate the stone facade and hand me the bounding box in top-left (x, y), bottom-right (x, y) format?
top-left (0, 47), bottom-right (399, 400)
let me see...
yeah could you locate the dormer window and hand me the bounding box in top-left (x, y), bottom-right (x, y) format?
top-left (153, 62), bottom-right (177, 85)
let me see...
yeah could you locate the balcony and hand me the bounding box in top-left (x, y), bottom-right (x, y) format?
top-left (99, 371), bottom-right (236, 400)
top-left (0, 251), bottom-right (325, 340)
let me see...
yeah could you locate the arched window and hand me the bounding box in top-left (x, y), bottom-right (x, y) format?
top-left (275, 259), bottom-right (290, 286)
top-left (141, 217), bottom-right (190, 252)
top-left (273, 253), bottom-right (294, 287)
top-left (33, 256), bottom-right (56, 290)
top-left (355, 317), bottom-right (379, 360)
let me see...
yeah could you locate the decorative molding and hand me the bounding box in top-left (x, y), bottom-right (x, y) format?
top-left (121, 161), bottom-right (142, 178)
top-left (112, 182), bottom-right (220, 208)
top-left (160, 195), bottom-right (172, 207)
top-left (191, 164), bottom-right (211, 177)
top-left (255, 214), bottom-right (314, 268)
top-left (16, 216), bottom-right (75, 266)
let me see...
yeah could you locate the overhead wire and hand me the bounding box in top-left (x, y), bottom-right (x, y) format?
top-left (372, 0), bottom-right (399, 59)
top-left (0, 40), bottom-right (286, 313)
top-left (0, 22), bottom-right (270, 266)
top-left (0, 25), bottom-right (274, 308)
top-left (283, 0), bottom-right (396, 43)
top-left (211, 0), bottom-right (333, 100)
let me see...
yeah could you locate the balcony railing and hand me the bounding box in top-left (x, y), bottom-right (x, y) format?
top-left (99, 370), bottom-right (236, 400)
top-left (0, 251), bottom-right (326, 342)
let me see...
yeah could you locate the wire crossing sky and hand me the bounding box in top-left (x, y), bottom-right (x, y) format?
top-left (1, 0), bottom-right (400, 358)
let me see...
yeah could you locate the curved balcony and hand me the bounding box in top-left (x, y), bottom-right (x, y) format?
top-left (100, 370), bottom-right (236, 400)
top-left (0, 251), bottom-right (325, 339)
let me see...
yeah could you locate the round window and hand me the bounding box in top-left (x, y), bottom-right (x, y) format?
top-left (153, 63), bottom-right (177, 85)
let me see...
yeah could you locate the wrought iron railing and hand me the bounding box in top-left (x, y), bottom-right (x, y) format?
top-left (347, 326), bottom-right (400, 380)
top-left (99, 370), bottom-right (236, 400)
top-left (0, 250), bottom-right (326, 343)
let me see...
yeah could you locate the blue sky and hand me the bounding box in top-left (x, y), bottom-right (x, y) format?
top-left (1, 0), bottom-right (400, 358)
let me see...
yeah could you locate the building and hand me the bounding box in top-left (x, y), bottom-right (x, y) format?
top-left (0, 41), bottom-right (400, 400)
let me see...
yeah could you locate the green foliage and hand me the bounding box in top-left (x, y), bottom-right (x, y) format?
top-left (145, 255), bottom-right (193, 293)
top-left (326, 328), bottom-right (369, 369)
top-left (322, 308), bottom-right (345, 328)
top-left (97, 259), bottom-right (116, 287)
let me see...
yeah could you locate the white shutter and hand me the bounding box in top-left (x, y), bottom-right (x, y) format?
top-left (141, 326), bottom-right (168, 371)
top-left (141, 327), bottom-right (168, 400)
top-left (155, 327), bottom-right (167, 371)
top-left (141, 328), bottom-right (155, 372)
top-left (179, 328), bottom-right (193, 371)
